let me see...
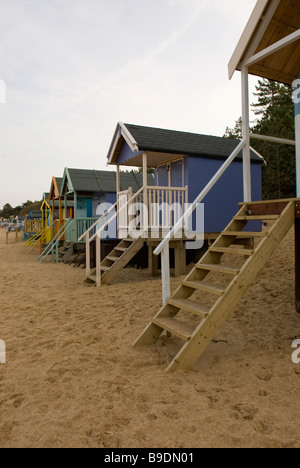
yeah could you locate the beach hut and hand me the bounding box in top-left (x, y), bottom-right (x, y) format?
top-left (39, 168), bottom-right (153, 264)
top-left (23, 210), bottom-right (43, 242)
top-left (79, 124), bottom-right (263, 286)
top-left (133, 0), bottom-right (300, 372)
top-left (59, 167), bottom-right (153, 242)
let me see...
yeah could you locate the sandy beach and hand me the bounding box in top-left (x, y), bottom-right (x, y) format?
top-left (0, 228), bottom-right (300, 448)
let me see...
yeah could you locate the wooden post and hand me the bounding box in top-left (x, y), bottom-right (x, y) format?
top-left (174, 243), bottom-right (186, 277)
top-left (148, 245), bottom-right (159, 276)
top-left (294, 72), bottom-right (300, 197)
top-left (241, 66), bottom-right (252, 202)
top-left (143, 152), bottom-right (148, 234)
top-left (161, 245), bottom-right (170, 305)
top-left (15, 228), bottom-right (19, 243)
top-left (6, 229), bottom-right (8, 245)
top-left (64, 193), bottom-right (68, 220)
top-left (86, 234), bottom-right (91, 278)
top-left (96, 233), bottom-right (101, 287)
top-left (295, 202), bottom-right (300, 314)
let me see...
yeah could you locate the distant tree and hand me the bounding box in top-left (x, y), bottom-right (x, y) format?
top-left (224, 79), bottom-right (295, 200)
top-left (223, 117), bottom-right (242, 139)
top-left (251, 79), bottom-right (295, 199)
top-left (0, 203), bottom-right (15, 218)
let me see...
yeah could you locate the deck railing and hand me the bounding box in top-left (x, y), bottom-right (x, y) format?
top-left (79, 185), bottom-right (189, 286)
top-left (154, 139), bottom-right (247, 305)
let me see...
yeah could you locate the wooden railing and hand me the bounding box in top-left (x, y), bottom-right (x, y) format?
top-left (154, 139), bottom-right (247, 305)
top-left (24, 219), bottom-right (43, 235)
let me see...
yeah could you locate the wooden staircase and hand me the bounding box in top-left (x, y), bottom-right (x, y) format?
top-left (134, 200), bottom-right (295, 372)
top-left (85, 238), bottom-right (144, 286)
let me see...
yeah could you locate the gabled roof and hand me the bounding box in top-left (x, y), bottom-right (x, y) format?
top-left (228, 0), bottom-right (300, 85)
top-left (107, 122), bottom-right (263, 165)
top-left (60, 168), bottom-right (154, 196)
top-left (49, 176), bottom-right (63, 200)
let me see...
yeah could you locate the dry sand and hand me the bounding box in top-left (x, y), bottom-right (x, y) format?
top-left (0, 228), bottom-right (300, 448)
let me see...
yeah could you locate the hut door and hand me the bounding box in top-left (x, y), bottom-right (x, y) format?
top-left (171, 159), bottom-right (183, 187)
top-left (157, 165), bottom-right (169, 187)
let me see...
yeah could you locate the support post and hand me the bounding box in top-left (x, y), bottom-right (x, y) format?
top-left (294, 73), bottom-right (300, 314)
top-left (116, 164), bottom-right (121, 194)
top-left (148, 245), bottom-right (159, 276)
top-left (64, 193), bottom-right (68, 220)
top-left (74, 192), bottom-right (77, 243)
top-left (96, 233), bottom-right (101, 287)
top-left (161, 245), bottom-right (170, 305)
top-left (241, 67), bottom-right (252, 202)
top-left (174, 243), bottom-right (186, 277)
top-left (86, 235), bottom-right (91, 278)
top-left (143, 152), bottom-right (148, 234)
top-left (294, 72), bottom-right (300, 197)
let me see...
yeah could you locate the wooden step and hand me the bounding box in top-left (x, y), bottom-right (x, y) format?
top-left (152, 317), bottom-right (195, 341)
top-left (222, 231), bottom-right (267, 238)
top-left (115, 247), bottom-right (127, 252)
top-left (196, 263), bottom-right (240, 276)
top-left (106, 256), bottom-right (119, 262)
top-left (210, 246), bottom-right (254, 256)
top-left (168, 298), bottom-right (210, 318)
top-left (100, 265), bottom-right (110, 272)
top-left (234, 215), bottom-right (280, 221)
top-left (182, 280), bottom-right (225, 296)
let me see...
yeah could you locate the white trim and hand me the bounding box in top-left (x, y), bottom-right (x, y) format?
top-left (107, 123), bottom-right (122, 165)
top-left (243, 0), bottom-right (281, 63)
top-left (119, 122), bottom-right (139, 153)
top-left (107, 122), bottom-right (139, 165)
top-left (241, 67), bottom-right (252, 202)
top-left (250, 133), bottom-right (296, 146)
top-left (154, 139), bottom-right (246, 256)
top-left (245, 29), bottom-right (300, 67)
top-left (228, 0), bottom-right (270, 79)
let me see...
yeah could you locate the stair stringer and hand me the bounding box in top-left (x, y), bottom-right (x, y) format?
top-left (134, 204), bottom-right (248, 347)
top-left (166, 200), bottom-right (295, 372)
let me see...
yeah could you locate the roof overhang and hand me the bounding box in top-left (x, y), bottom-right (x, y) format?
top-left (228, 0), bottom-right (300, 85)
top-left (60, 168), bottom-right (74, 197)
top-left (107, 122), bottom-right (139, 165)
top-left (49, 176), bottom-right (60, 200)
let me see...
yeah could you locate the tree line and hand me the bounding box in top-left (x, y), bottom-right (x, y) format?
top-left (0, 200), bottom-right (42, 218)
top-left (224, 78), bottom-right (295, 200)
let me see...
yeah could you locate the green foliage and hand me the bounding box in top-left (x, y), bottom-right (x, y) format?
top-left (0, 200), bottom-right (41, 218)
top-left (224, 79), bottom-right (296, 200)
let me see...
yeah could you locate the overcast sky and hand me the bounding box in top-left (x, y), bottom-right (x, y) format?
top-left (0, 0), bottom-right (259, 208)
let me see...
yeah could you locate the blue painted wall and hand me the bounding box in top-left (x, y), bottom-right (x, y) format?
top-left (77, 197), bottom-right (93, 218)
top-left (116, 143), bottom-right (143, 165)
top-left (187, 156), bottom-right (261, 232)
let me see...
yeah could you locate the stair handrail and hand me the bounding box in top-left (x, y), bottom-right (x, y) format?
top-left (28, 220), bottom-right (57, 254)
top-left (89, 186), bottom-right (144, 243)
top-left (77, 199), bottom-right (119, 243)
top-left (85, 186), bottom-right (144, 285)
top-left (24, 227), bottom-right (46, 246)
top-left (153, 139), bottom-right (246, 305)
top-left (38, 218), bottom-right (74, 263)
